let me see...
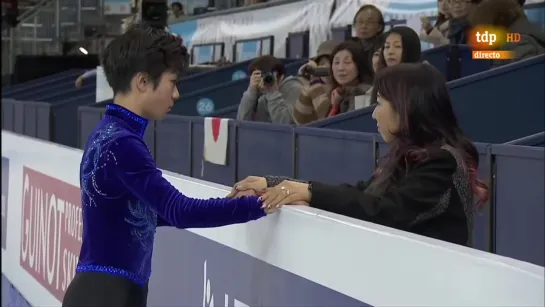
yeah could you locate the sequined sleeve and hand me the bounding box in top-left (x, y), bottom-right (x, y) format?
top-left (109, 135), bottom-right (266, 228)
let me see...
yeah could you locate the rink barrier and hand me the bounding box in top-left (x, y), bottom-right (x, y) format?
top-left (1, 130), bottom-right (543, 307)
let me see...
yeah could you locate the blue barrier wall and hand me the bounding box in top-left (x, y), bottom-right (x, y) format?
top-left (491, 144), bottom-right (544, 265)
top-left (422, 45), bottom-right (493, 81)
top-left (1, 275), bottom-right (32, 307)
top-left (505, 132), bottom-right (545, 147)
top-left (2, 69), bottom-right (84, 97)
top-left (308, 55), bottom-right (545, 144)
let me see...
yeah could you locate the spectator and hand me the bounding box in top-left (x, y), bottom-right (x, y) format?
top-left (353, 5), bottom-right (385, 54)
top-left (292, 40), bottom-right (339, 124)
top-left (237, 55), bottom-right (303, 124)
top-left (379, 26), bottom-right (422, 68)
top-left (297, 40), bottom-right (340, 85)
top-left (361, 34), bottom-right (386, 106)
top-left (292, 40), bottom-right (373, 124)
top-left (233, 63), bottom-right (489, 247)
top-left (369, 34), bottom-right (385, 74)
top-left (420, 0), bottom-right (450, 47)
top-left (447, 0), bottom-right (481, 44)
top-left (469, 0), bottom-right (545, 67)
top-left (169, 2), bottom-right (185, 23)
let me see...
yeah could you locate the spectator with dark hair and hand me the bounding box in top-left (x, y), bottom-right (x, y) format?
top-left (353, 5), bottom-right (385, 53)
top-left (292, 40), bottom-right (374, 124)
top-left (169, 2), bottom-right (185, 22)
top-left (361, 33), bottom-right (386, 107)
top-left (233, 63), bottom-right (489, 247)
top-left (369, 33), bottom-right (386, 74)
top-left (420, 0), bottom-right (451, 47)
top-left (447, 0), bottom-right (481, 44)
top-left (237, 55), bottom-right (303, 124)
top-left (379, 26), bottom-right (422, 68)
top-left (469, 0), bottom-right (545, 67)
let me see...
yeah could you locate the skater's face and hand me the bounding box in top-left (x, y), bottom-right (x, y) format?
top-left (140, 71), bottom-right (180, 120)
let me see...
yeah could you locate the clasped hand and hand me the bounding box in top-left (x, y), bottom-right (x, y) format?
top-left (227, 176), bottom-right (311, 213)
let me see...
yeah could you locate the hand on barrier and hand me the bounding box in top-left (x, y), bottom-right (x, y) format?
top-left (260, 180), bottom-right (311, 210)
top-left (229, 189), bottom-right (278, 214)
top-left (226, 176), bottom-right (267, 198)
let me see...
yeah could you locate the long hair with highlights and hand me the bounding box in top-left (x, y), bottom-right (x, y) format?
top-left (367, 63), bottom-right (489, 208)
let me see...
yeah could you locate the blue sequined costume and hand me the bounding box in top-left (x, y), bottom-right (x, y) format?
top-left (76, 104), bottom-right (266, 285)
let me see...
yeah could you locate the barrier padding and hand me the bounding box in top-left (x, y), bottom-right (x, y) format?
top-left (449, 55), bottom-right (545, 143)
top-left (209, 105), bottom-right (239, 119)
top-left (308, 55), bottom-right (545, 144)
top-left (236, 121), bottom-right (295, 180)
top-left (2, 69), bottom-right (83, 96)
top-left (491, 144), bottom-right (545, 266)
top-left (505, 131), bottom-right (545, 147)
top-left (155, 115), bottom-right (193, 177)
top-left (295, 126), bottom-right (376, 184)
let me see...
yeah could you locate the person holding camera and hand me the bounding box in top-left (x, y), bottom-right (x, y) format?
top-left (292, 40), bottom-right (339, 124)
top-left (419, 0), bottom-right (450, 47)
top-left (293, 40), bottom-right (374, 125)
top-left (237, 55), bottom-right (303, 124)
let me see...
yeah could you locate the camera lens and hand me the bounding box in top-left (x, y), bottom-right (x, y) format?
top-left (262, 72), bottom-right (274, 85)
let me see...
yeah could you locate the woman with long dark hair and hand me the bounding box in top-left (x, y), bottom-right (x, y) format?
top-left (232, 63), bottom-right (489, 246)
top-left (379, 26), bottom-right (422, 68)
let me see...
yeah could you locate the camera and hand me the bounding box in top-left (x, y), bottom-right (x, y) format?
top-left (301, 66), bottom-right (330, 79)
top-left (262, 72), bottom-right (275, 86)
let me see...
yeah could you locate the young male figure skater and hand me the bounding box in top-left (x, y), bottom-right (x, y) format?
top-left (62, 24), bottom-right (272, 307)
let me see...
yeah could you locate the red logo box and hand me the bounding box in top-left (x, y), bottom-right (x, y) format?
top-left (20, 167), bottom-right (82, 301)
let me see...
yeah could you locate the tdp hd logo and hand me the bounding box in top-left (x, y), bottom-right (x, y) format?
top-left (203, 261), bottom-right (249, 307)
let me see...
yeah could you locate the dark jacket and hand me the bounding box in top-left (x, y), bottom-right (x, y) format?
top-left (493, 17), bottom-right (545, 67)
top-left (266, 146), bottom-right (474, 246)
top-left (448, 17), bottom-right (471, 45)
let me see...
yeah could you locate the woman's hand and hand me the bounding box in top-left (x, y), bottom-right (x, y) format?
top-left (420, 16), bottom-right (433, 32)
top-left (226, 176), bottom-right (267, 198)
top-left (259, 180), bottom-right (311, 209)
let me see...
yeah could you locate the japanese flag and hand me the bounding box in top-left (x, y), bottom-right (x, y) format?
top-left (204, 117), bottom-right (230, 165)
